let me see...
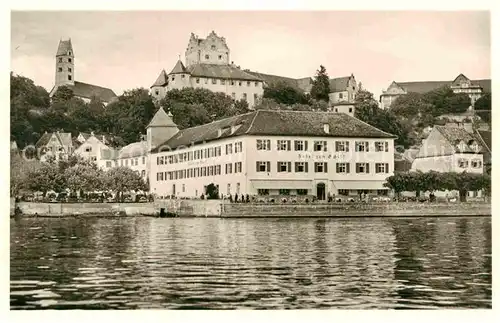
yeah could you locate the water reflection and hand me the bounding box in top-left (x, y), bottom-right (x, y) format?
top-left (10, 216), bottom-right (491, 309)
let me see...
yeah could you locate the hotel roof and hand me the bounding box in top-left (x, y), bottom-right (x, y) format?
top-left (151, 110), bottom-right (396, 153)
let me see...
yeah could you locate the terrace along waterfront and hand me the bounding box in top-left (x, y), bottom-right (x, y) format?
top-left (10, 216), bottom-right (491, 309)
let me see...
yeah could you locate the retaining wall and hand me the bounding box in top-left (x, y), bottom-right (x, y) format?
top-left (16, 202), bottom-right (157, 217)
top-left (221, 202), bottom-right (491, 218)
top-left (14, 200), bottom-right (491, 218)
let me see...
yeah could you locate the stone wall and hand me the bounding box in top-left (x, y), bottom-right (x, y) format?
top-left (221, 202), bottom-right (491, 218)
top-left (16, 200), bottom-right (223, 217)
top-left (14, 200), bottom-right (491, 218)
top-left (16, 202), bottom-right (157, 217)
top-left (156, 199), bottom-right (223, 217)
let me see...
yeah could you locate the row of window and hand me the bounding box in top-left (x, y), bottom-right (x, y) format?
top-left (258, 189), bottom-right (309, 196)
top-left (257, 139), bottom-right (390, 152)
top-left (119, 156), bottom-right (146, 167)
top-left (256, 161), bottom-right (390, 174)
top-left (156, 142), bottom-right (243, 165)
top-left (172, 74), bottom-right (260, 88)
top-left (58, 67), bottom-right (72, 73)
top-left (58, 57), bottom-right (72, 63)
top-left (156, 162), bottom-right (243, 181)
top-left (458, 159), bottom-right (482, 168)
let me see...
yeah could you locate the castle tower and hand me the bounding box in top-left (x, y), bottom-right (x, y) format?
top-left (185, 31), bottom-right (230, 67)
top-left (55, 38), bottom-right (75, 87)
top-left (146, 107), bottom-right (179, 152)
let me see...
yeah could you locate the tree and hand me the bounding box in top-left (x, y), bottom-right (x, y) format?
top-left (310, 65), bottom-right (330, 102)
top-left (104, 167), bottom-right (148, 202)
top-left (24, 160), bottom-right (66, 196)
top-left (354, 90), bottom-right (413, 148)
top-left (10, 152), bottom-right (42, 196)
top-left (65, 159), bottom-right (105, 193)
top-left (253, 97), bottom-right (285, 110)
top-left (233, 99), bottom-right (250, 115)
top-left (391, 92), bottom-right (433, 120)
top-left (168, 102), bottom-right (211, 129)
top-left (384, 171), bottom-right (490, 202)
top-left (104, 88), bottom-right (156, 144)
top-left (205, 183), bottom-right (219, 199)
top-left (474, 93), bottom-right (491, 111)
top-left (160, 88), bottom-right (234, 121)
top-left (51, 85), bottom-right (74, 104)
top-left (263, 81), bottom-right (308, 105)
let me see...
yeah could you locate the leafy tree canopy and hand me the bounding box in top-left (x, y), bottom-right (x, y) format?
top-left (310, 65), bottom-right (330, 102)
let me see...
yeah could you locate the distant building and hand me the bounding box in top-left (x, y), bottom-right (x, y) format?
top-left (35, 131), bottom-right (76, 162)
top-left (379, 73), bottom-right (491, 110)
top-left (49, 38), bottom-right (117, 105)
top-left (116, 141), bottom-right (148, 180)
top-left (150, 31), bottom-right (361, 111)
top-left (73, 132), bottom-right (119, 170)
top-left (412, 124), bottom-right (486, 197)
top-left (149, 109), bottom-right (396, 200)
top-left (150, 31), bottom-right (264, 108)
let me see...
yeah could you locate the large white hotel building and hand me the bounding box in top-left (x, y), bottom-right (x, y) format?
top-left (147, 108), bottom-right (396, 200)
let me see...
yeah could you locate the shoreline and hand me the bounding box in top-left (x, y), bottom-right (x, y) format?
top-left (12, 199), bottom-right (491, 218)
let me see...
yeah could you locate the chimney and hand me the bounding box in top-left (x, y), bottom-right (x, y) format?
top-left (323, 123), bottom-right (330, 134)
top-left (91, 131), bottom-right (94, 136)
top-left (217, 128), bottom-right (223, 137)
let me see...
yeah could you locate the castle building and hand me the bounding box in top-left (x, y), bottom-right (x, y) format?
top-left (49, 38), bottom-right (117, 105)
top-left (379, 73), bottom-right (491, 110)
top-left (150, 31), bottom-right (361, 112)
top-left (151, 31), bottom-right (264, 108)
top-left (148, 109), bottom-right (396, 200)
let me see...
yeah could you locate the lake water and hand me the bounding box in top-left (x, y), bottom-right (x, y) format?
top-left (10, 216), bottom-right (491, 309)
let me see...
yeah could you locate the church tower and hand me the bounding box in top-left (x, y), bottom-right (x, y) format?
top-left (55, 38), bottom-right (75, 87)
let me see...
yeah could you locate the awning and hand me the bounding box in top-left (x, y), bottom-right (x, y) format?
top-left (251, 180), bottom-right (313, 190)
top-left (333, 181), bottom-right (387, 190)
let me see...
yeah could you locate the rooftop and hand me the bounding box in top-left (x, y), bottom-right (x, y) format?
top-left (151, 110), bottom-right (396, 153)
top-left (118, 141), bottom-right (148, 159)
top-left (35, 132), bottom-right (73, 148)
top-left (329, 76), bottom-right (352, 92)
top-left (185, 63), bottom-right (262, 81)
top-left (70, 81), bottom-right (117, 102)
top-left (56, 39), bottom-right (73, 56)
top-left (435, 125), bottom-right (484, 153)
top-left (151, 69), bottom-right (168, 88)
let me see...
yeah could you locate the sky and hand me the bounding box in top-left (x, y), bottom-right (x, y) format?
top-left (10, 11), bottom-right (491, 100)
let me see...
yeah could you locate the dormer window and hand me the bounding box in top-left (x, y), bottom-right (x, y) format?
top-left (458, 158), bottom-right (469, 168)
top-left (323, 124), bottom-right (330, 134)
top-left (456, 140), bottom-right (466, 152)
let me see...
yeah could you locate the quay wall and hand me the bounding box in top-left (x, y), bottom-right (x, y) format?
top-left (221, 202), bottom-right (491, 218)
top-left (14, 200), bottom-right (490, 218)
top-left (16, 202), bottom-right (158, 217)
